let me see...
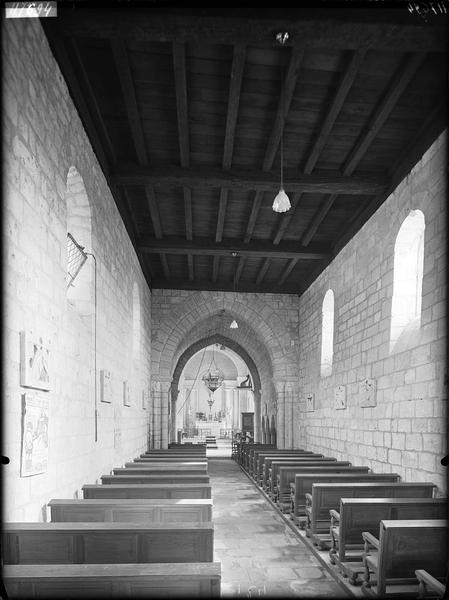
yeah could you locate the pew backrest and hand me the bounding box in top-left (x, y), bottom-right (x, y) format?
top-left (114, 465), bottom-right (208, 475)
top-left (49, 498), bottom-right (213, 523)
top-left (3, 563), bottom-right (221, 598)
top-left (3, 522), bottom-right (214, 564)
top-left (275, 463), bottom-right (365, 496)
top-left (101, 474), bottom-right (210, 485)
top-left (82, 483), bottom-right (212, 499)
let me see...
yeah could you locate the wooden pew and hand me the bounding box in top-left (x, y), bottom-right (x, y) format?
top-left (361, 520), bottom-right (448, 598)
top-left (3, 562), bottom-right (221, 598)
top-left (273, 463), bottom-right (365, 504)
top-left (328, 496), bottom-right (445, 583)
top-left (236, 444), bottom-right (275, 468)
top-left (131, 454), bottom-right (208, 466)
top-left (49, 498), bottom-right (213, 523)
top-left (2, 522), bottom-right (214, 564)
top-left (83, 483), bottom-right (212, 499)
top-left (114, 464), bottom-right (208, 475)
top-left (259, 456), bottom-right (335, 488)
top-left (248, 449), bottom-right (314, 476)
top-left (290, 473), bottom-right (401, 523)
top-left (415, 569), bottom-right (446, 599)
top-left (100, 474), bottom-right (210, 485)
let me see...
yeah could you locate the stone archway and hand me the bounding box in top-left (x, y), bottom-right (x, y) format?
top-left (170, 334), bottom-right (262, 442)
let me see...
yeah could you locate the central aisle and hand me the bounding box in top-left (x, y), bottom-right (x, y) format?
top-left (208, 457), bottom-right (350, 598)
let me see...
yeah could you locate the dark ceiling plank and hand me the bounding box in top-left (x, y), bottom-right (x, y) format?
top-left (114, 165), bottom-right (386, 195)
top-left (184, 188), bottom-right (193, 240)
top-left (272, 191), bottom-right (303, 244)
top-left (212, 256), bottom-right (220, 282)
top-left (342, 52), bottom-right (426, 176)
top-left (44, 30), bottom-right (110, 174)
top-left (56, 12), bottom-right (448, 52)
top-left (139, 236), bottom-right (330, 260)
top-left (222, 43), bottom-right (246, 170)
top-left (149, 277), bottom-right (302, 295)
top-left (216, 189), bottom-right (228, 243)
top-left (145, 185), bottom-right (163, 239)
top-left (110, 37), bottom-right (148, 165)
top-left (70, 38), bottom-right (117, 165)
top-left (303, 48), bottom-right (366, 174)
top-left (256, 258), bottom-right (271, 285)
top-left (278, 258), bottom-right (299, 286)
top-left (160, 254), bottom-right (171, 280)
top-left (187, 255), bottom-right (194, 280)
top-left (172, 42), bottom-right (190, 168)
top-left (301, 194), bottom-right (338, 246)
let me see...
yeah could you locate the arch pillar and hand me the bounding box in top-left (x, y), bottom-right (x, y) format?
top-left (272, 379), bottom-right (297, 449)
top-left (253, 388), bottom-right (262, 442)
top-left (170, 386), bottom-right (179, 443)
top-left (151, 378), bottom-right (171, 449)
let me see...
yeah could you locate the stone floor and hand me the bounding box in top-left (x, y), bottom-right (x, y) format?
top-left (207, 453), bottom-right (351, 598)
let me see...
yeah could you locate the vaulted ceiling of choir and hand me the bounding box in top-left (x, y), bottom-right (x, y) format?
top-left (43, 7), bottom-right (447, 294)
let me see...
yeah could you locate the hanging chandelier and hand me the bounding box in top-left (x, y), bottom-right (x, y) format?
top-left (202, 347), bottom-right (224, 393)
top-left (272, 32), bottom-right (291, 213)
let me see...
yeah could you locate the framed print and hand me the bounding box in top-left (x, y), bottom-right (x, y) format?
top-left (360, 378), bottom-right (377, 407)
top-left (305, 393), bottom-right (315, 412)
top-left (334, 385), bottom-right (346, 410)
top-left (100, 370), bottom-right (112, 403)
top-left (21, 393), bottom-right (49, 477)
top-left (20, 331), bottom-right (50, 391)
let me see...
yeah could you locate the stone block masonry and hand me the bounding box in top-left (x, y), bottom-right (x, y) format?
top-left (3, 19), bottom-right (152, 521)
top-left (296, 132), bottom-right (447, 495)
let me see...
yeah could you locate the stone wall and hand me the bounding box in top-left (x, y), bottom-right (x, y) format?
top-left (3, 19), bottom-right (152, 521)
top-left (296, 132), bottom-right (447, 494)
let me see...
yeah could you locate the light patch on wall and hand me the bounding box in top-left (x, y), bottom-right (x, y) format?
top-left (100, 370), bottom-right (112, 403)
top-left (305, 393), bottom-right (315, 412)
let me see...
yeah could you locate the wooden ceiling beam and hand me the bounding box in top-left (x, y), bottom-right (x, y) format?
top-left (301, 194), bottom-right (338, 247)
top-left (187, 255), bottom-right (194, 280)
top-left (272, 191), bottom-right (303, 244)
top-left (216, 189), bottom-right (228, 243)
top-left (160, 254), bottom-right (171, 280)
top-left (173, 42), bottom-right (190, 168)
top-left (114, 165), bottom-right (386, 195)
top-left (342, 52), bottom-right (425, 176)
top-left (184, 188), bottom-right (193, 241)
top-left (234, 256), bottom-right (245, 285)
top-left (212, 256), bottom-right (220, 282)
top-left (278, 258), bottom-right (299, 286)
top-left (149, 277), bottom-right (302, 295)
top-left (244, 46), bottom-right (304, 244)
top-left (256, 258), bottom-right (271, 285)
top-left (111, 37), bottom-right (148, 165)
top-left (145, 185), bottom-right (163, 239)
top-left (222, 43), bottom-right (246, 171)
top-left (55, 12), bottom-right (448, 52)
top-left (304, 48), bottom-right (366, 174)
top-left (139, 236), bottom-right (330, 260)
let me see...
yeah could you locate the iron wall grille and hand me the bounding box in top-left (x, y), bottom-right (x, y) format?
top-left (66, 232), bottom-right (88, 288)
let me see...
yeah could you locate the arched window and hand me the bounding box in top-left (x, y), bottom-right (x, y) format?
top-left (320, 289), bottom-right (334, 377)
top-left (65, 166), bottom-right (93, 318)
top-left (390, 209), bottom-right (425, 353)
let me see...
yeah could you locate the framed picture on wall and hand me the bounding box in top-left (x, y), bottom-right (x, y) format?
top-left (20, 331), bottom-right (51, 391)
top-left (123, 381), bottom-right (131, 407)
top-left (360, 378), bottom-right (377, 407)
top-left (21, 393), bottom-right (49, 477)
top-left (305, 393), bottom-right (315, 412)
top-left (334, 385), bottom-right (346, 410)
top-left (100, 370), bottom-right (112, 403)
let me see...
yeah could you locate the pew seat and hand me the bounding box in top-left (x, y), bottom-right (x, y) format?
top-left (361, 520), bottom-right (448, 598)
top-left (114, 464), bottom-right (208, 475)
top-left (100, 474), bottom-right (210, 485)
top-left (290, 473), bottom-right (401, 522)
top-left (3, 522), bottom-right (214, 564)
top-left (49, 498), bottom-right (213, 523)
top-left (328, 496), bottom-right (445, 583)
top-left (2, 562), bottom-right (221, 598)
top-left (415, 569), bottom-right (446, 599)
top-left (132, 457), bottom-right (208, 463)
top-left (82, 483), bottom-right (211, 499)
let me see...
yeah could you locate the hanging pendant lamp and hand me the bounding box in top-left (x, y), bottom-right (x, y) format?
top-left (272, 32), bottom-right (291, 213)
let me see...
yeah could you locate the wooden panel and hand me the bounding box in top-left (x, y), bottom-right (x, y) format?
top-left (274, 463), bottom-right (362, 497)
top-left (83, 484), bottom-right (212, 500)
top-left (3, 523), bottom-right (214, 564)
top-left (49, 499), bottom-right (213, 524)
top-left (3, 563), bottom-right (221, 598)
